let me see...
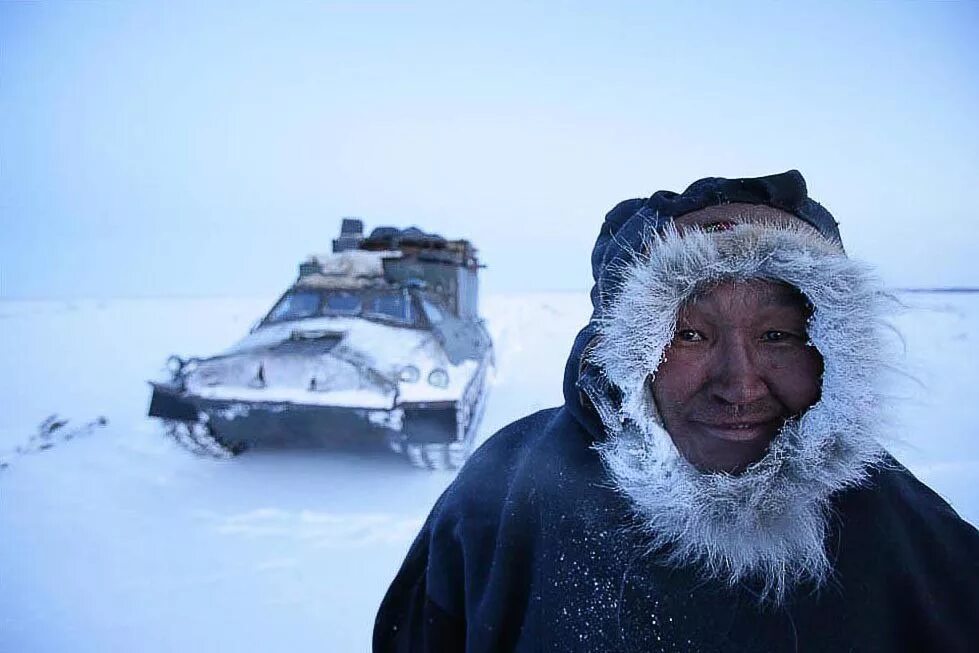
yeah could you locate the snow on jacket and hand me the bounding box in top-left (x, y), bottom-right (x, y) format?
top-left (374, 172), bottom-right (979, 652)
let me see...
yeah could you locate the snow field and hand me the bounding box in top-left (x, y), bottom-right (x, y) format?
top-left (0, 291), bottom-right (976, 652)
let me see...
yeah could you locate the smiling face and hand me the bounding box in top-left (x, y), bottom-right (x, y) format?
top-left (651, 279), bottom-right (824, 473)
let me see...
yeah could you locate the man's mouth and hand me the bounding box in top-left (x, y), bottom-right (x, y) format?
top-left (695, 420), bottom-right (778, 442)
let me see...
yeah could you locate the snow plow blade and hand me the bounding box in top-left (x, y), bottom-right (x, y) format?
top-left (148, 382), bottom-right (199, 421)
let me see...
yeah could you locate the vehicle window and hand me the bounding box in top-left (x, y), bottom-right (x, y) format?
top-left (323, 291), bottom-right (362, 315)
top-left (266, 291), bottom-right (321, 323)
top-left (367, 292), bottom-right (411, 323)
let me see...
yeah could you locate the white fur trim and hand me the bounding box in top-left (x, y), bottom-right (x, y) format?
top-left (589, 223), bottom-right (896, 603)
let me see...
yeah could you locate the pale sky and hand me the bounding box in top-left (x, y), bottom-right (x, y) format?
top-left (2, 1), bottom-right (978, 299)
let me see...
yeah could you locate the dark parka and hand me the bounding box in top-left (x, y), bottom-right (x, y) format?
top-left (374, 172), bottom-right (979, 652)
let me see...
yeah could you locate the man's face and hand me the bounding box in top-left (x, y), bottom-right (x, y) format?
top-left (651, 278), bottom-right (823, 474)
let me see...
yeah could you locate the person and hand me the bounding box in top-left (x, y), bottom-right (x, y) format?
top-left (373, 171), bottom-right (979, 652)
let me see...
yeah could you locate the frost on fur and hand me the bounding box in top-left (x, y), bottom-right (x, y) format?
top-left (588, 223), bottom-right (897, 604)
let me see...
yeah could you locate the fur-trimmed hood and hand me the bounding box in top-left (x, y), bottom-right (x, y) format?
top-left (588, 222), bottom-right (897, 601)
top-left (562, 170), bottom-right (844, 436)
top-left (561, 187), bottom-right (899, 603)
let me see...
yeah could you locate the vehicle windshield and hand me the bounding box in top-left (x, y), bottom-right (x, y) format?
top-left (265, 289), bottom-right (415, 326)
top-left (266, 291), bottom-right (321, 323)
top-left (322, 291), bottom-right (362, 315)
top-left (363, 291), bottom-right (411, 323)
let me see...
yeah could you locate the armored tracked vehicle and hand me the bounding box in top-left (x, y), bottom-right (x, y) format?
top-left (147, 219), bottom-right (493, 469)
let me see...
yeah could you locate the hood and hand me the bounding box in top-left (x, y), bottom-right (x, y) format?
top-left (562, 172), bottom-right (899, 603)
top-left (563, 170), bottom-right (842, 435)
top-left (181, 316), bottom-right (475, 408)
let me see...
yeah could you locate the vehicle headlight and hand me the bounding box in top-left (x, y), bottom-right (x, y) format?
top-left (166, 355), bottom-right (184, 376)
top-left (427, 368), bottom-right (449, 388)
top-left (399, 365), bottom-right (420, 383)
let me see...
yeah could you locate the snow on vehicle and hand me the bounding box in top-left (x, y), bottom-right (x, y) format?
top-left (147, 219), bottom-right (493, 469)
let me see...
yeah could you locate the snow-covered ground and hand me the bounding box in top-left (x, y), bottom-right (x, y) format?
top-left (1, 291), bottom-right (976, 652)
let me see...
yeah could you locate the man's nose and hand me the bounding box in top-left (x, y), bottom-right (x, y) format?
top-left (710, 337), bottom-right (768, 406)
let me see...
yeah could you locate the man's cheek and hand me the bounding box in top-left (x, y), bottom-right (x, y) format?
top-left (656, 357), bottom-right (709, 400)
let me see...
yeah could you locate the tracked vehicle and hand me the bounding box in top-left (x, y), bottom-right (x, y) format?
top-left (147, 219), bottom-right (493, 469)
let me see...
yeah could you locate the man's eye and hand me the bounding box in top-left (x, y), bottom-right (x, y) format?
top-left (677, 329), bottom-right (705, 342)
top-left (761, 330), bottom-right (794, 342)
